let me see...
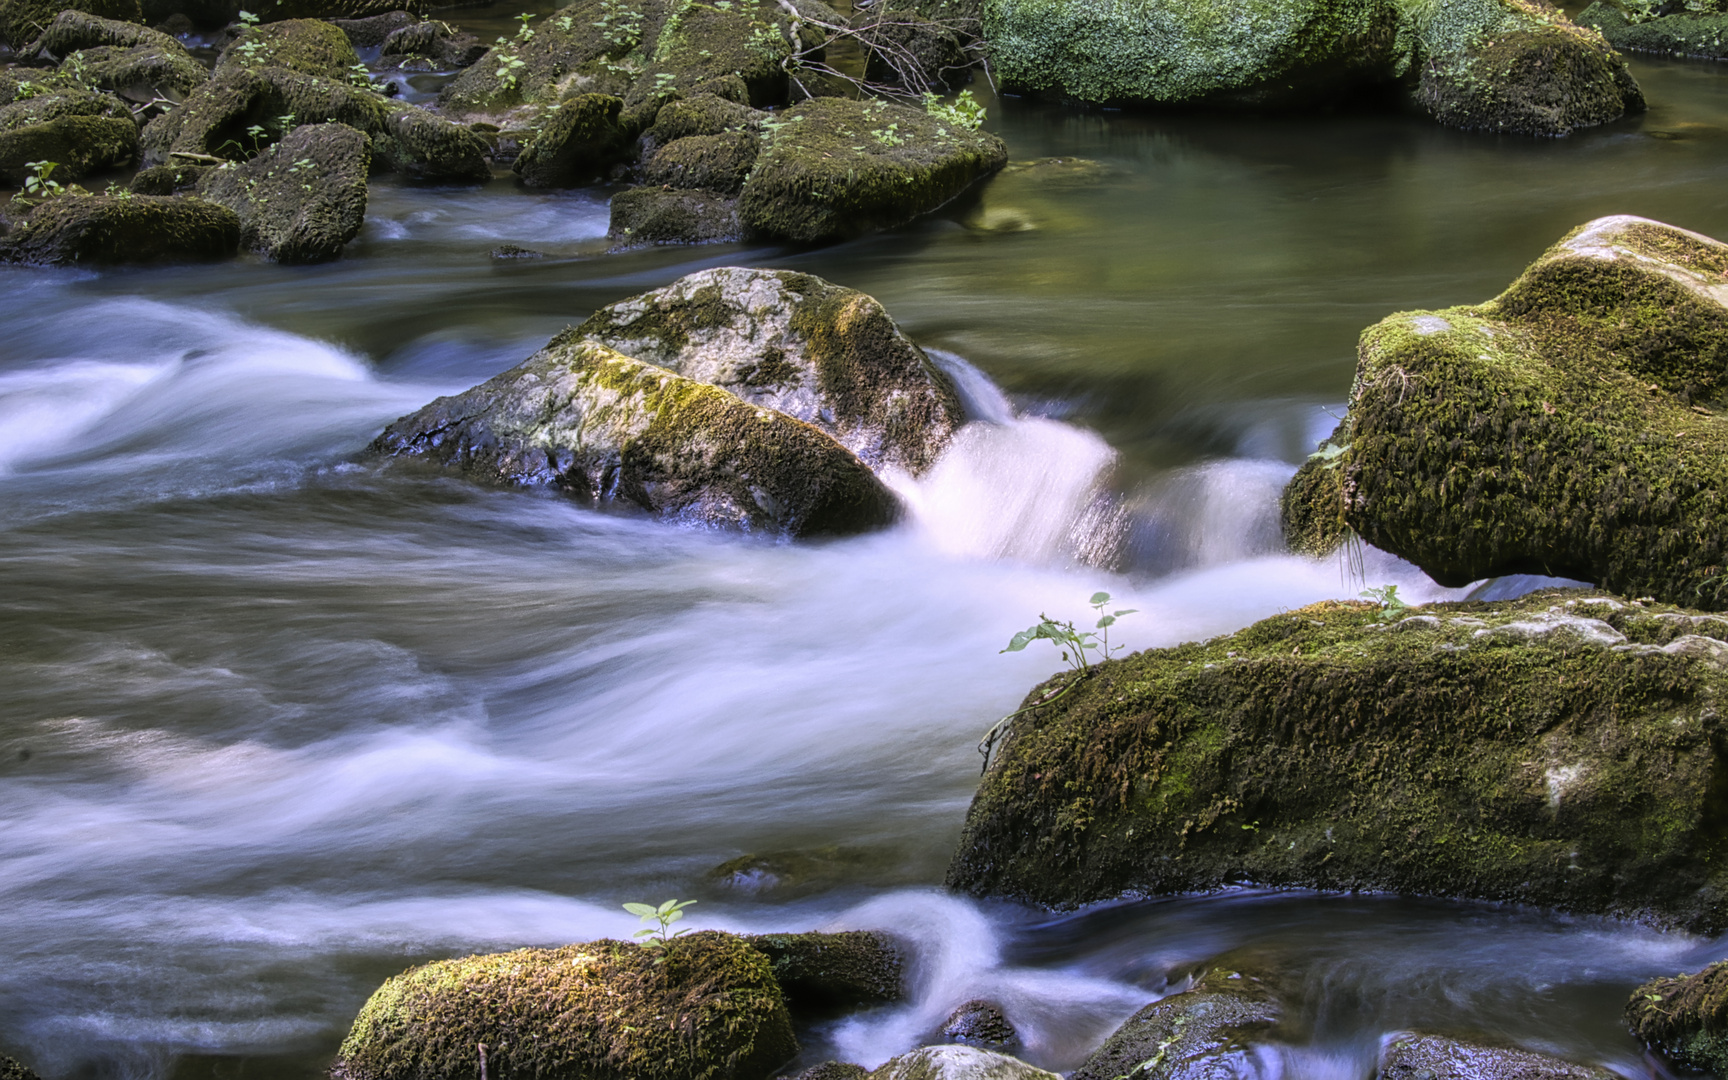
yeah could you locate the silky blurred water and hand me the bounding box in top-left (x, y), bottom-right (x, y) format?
top-left (1, 41), bottom-right (1724, 1080)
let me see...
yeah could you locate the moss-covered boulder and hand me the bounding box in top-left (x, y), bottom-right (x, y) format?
top-left (576, 267), bottom-right (963, 473)
top-left (1580, 1), bottom-right (1728, 61)
top-left (213, 18), bottom-right (361, 79)
top-left (129, 159), bottom-right (207, 192)
top-left (947, 589), bottom-right (1728, 931)
top-left (1071, 967), bottom-right (1277, 1080)
top-left (25, 6), bottom-right (170, 52)
top-left (737, 97), bottom-right (1006, 244)
top-left (1377, 1033), bottom-right (1617, 1080)
top-left (941, 1001), bottom-right (1017, 1049)
top-left (379, 18), bottom-right (485, 68)
top-left (859, 8), bottom-right (970, 91)
top-left (0, 86), bottom-right (133, 128)
top-left (142, 64), bottom-right (389, 163)
top-left (623, 0), bottom-right (795, 116)
top-left (0, 0), bottom-right (140, 47)
top-left (329, 8), bottom-right (412, 46)
top-left (608, 185), bottom-right (740, 244)
top-left (982, 0), bottom-right (1639, 134)
top-left (63, 41), bottom-right (208, 96)
top-left (745, 931), bottom-right (903, 1010)
top-left (512, 92), bottom-right (629, 186)
top-left (0, 113), bottom-right (139, 182)
top-left (645, 91), bottom-right (761, 147)
top-left (642, 130), bottom-right (756, 193)
top-left (247, 0), bottom-right (425, 23)
top-left (1280, 216), bottom-right (1728, 608)
top-left (375, 105), bottom-right (491, 181)
top-left (196, 120), bottom-right (367, 261)
top-left (372, 333), bottom-right (901, 537)
top-left (1627, 961), bottom-right (1728, 1074)
top-left (0, 192), bottom-right (238, 263)
top-left (335, 932), bottom-right (796, 1080)
top-left (867, 1047), bottom-right (1058, 1080)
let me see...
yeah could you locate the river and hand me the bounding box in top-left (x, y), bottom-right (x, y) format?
top-left (1, 36), bottom-right (1724, 1080)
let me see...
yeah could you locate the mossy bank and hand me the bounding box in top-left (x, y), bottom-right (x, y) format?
top-left (947, 589), bottom-right (1728, 932)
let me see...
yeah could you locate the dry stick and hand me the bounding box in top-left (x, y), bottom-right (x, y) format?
top-left (169, 151), bottom-right (229, 164)
top-left (477, 1043), bottom-right (489, 1080)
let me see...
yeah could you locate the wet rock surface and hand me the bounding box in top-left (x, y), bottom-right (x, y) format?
top-left (196, 120), bottom-right (367, 261)
top-left (1627, 960), bottom-right (1728, 1074)
top-left (0, 191), bottom-right (239, 263)
top-left (948, 589), bottom-right (1728, 932)
top-left (941, 1000), bottom-right (1017, 1048)
top-left (1377, 1033), bottom-right (1617, 1080)
top-left (1071, 967), bottom-right (1278, 1080)
top-left (746, 931), bottom-right (904, 1011)
top-left (866, 1046), bottom-right (1059, 1080)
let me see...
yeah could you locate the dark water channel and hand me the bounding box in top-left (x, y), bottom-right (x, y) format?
top-left (3, 34), bottom-right (1728, 1080)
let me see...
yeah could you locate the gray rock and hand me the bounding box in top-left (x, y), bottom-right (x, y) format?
top-left (1071, 968), bottom-right (1279, 1080)
top-left (329, 9), bottom-right (414, 47)
top-left (575, 266), bottom-right (964, 474)
top-left (608, 186), bottom-right (740, 245)
top-left (867, 1047), bottom-right (1058, 1080)
top-left (942, 1000), bottom-right (1016, 1048)
top-left (25, 7), bottom-right (179, 53)
top-left (1378, 1033), bottom-right (1616, 1080)
top-left (641, 130), bottom-right (757, 194)
top-left (376, 104), bottom-right (491, 181)
top-left (196, 121), bottom-right (367, 262)
top-left (790, 1064), bottom-right (867, 1080)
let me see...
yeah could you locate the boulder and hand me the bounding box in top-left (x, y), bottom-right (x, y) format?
top-left (379, 18), bottom-right (486, 68)
top-left (794, 1065), bottom-right (867, 1080)
top-left (574, 266), bottom-right (964, 473)
top-left (371, 334), bottom-right (901, 537)
top-left (644, 91), bottom-right (761, 148)
top-left (1377, 1033), bottom-right (1616, 1080)
top-left (212, 18), bottom-right (362, 79)
top-left (737, 96), bottom-right (1006, 244)
top-left (334, 932), bottom-right (796, 1080)
top-left (642, 129), bottom-right (757, 193)
top-left (0, 87), bottom-right (133, 127)
top-left (62, 41), bottom-right (208, 97)
top-left (375, 105), bottom-right (491, 181)
top-left (623, 0), bottom-right (795, 116)
top-left (328, 8), bottom-right (413, 46)
top-left (0, 113), bottom-right (139, 182)
top-left (745, 931), bottom-right (904, 1010)
top-left (142, 64), bottom-right (388, 163)
top-left (196, 120), bottom-right (367, 261)
top-left (1280, 216), bottom-right (1728, 608)
top-left (982, 0), bottom-right (1639, 134)
top-left (0, 0), bottom-right (141, 47)
top-left (138, 0), bottom-right (233, 27)
top-left (248, 0), bottom-right (426, 23)
top-left (1627, 960), bottom-right (1728, 1074)
top-left (511, 92), bottom-right (629, 186)
top-left (867, 1047), bottom-right (1058, 1080)
top-left (857, 8), bottom-right (970, 92)
top-left (942, 1001), bottom-right (1017, 1048)
top-left (608, 185), bottom-right (741, 244)
top-left (946, 589), bottom-right (1728, 932)
top-left (1580, 2), bottom-right (1728, 61)
top-left (128, 159), bottom-right (207, 191)
top-left (25, 7), bottom-right (173, 52)
top-left (1072, 967), bottom-right (1278, 1080)
top-left (0, 192), bottom-right (239, 263)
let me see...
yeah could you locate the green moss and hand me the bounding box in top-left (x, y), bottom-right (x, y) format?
top-left (608, 185), bottom-right (740, 243)
top-left (0, 113), bottom-right (138, 182)
top-left (336, 931), bottom-right (796, 1080)
top-left (947, 588), bottom-right (1728, 931)
top-left (1415, 22), bottom-right (1644, 136)
top-left (0, 192), bottom-right (239, 263)
top-left (737, 96), bottom-right (1007, 244)
top-left (645, 92), bottom-right (762, 145)
top-left (249, 0), bottom-right (426, 22)
top-left (215, 18), bottom-right (360, 78)
top-left (1580, 0), bottom-right (1728, 61)
top-left (0, 88), bottom-right (133, 131)
top-left (1070, 968), bottom-right (1278, 1080)
top-left (745, 932), bottom-right (904, 1012)
top-left (144, 65), bottom-right (390, 163)
top-left (1629, 961), bottom-right (1728, 1073)
top-left (129, 160), bottom-right (209, 193)
top-left (375, 105), bottom-right (492, 182)
top-left (642, 130), bottom-right (757, 194)
top-left (66, 43), bottom-right (208, 95)
top-left (1281, 216), bottom-right (1728, 606)
top-left (0, 0), bottom-right (139, 48)
top-left (631, 0), bottom-right (792, 111)
top-left (513, 92), bottom-right (630, 186)
top-left (29, 7), bottom-right (177, 52)
top-left (195, 121), bottom-right (369, 262)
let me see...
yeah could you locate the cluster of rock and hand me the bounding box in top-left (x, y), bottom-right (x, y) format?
top-left (370, 266), bottom-right (962, 536)
top-left (1580, 0), bottom-right (1728, 63)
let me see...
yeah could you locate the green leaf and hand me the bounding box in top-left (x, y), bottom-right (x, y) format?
top-left (633, 927), bottom-right (658, 938)
top-left (1097, 615), bottom-right (1116, 628)
top-left (1090, 592), bottom-right (1111, 604)
top-left (664, 910), bottom-right (684, 925)
top-left (622, 902), bottom-right (656, 917)
top-left (1114, 609), bottom-right (1138, 616)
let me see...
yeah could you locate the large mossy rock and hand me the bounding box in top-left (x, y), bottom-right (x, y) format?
top-left (867, 1047), bottom-right (1058, 1080)
top-left (26, 6), bottom-right (171, 51)
top-left (371, 333), bottom-right (901, 537)
top-left (335, 931), bottom-right (796, 1080)
top-left (512, 92), bottom-right (631, 186)
top-left (737, 97), bottom-right (1006, 243)
top-left (575, 266), bottom-right (963, 473)
top-left (196, 121), bottom-right (368, 262)
top-left (63, 41), bottom-right (208, 96)
top-left (745, 931), bottom-right (903, 1010)
top-left (1627, 960), bottom-right (1728, 1074)
top-left (143, 64), bottom-right (389, 162)
top-left (1580, 2), bottom-right (1728, 62)
top-left (248, 0), bottom-right (425, 23)
top-left (1071, 967), bottom-right (1278, 1080)
top-left (0, 0), bottom-right (141, 47)
top-left (1378, 1033), bottom-right (1617, 1080)
top-left (0, 113), bottom-right (139, 182)
top-left (0, 192), bottom-right (239, 263)
top-left (212, 18), bottom-right (361, 79)
top-left (1280, 216), bottom-right (1728, 609)
top-left (982, 0), bottom-right (1639, 134)
top-left (946, 589), bottom-right (1728, 931)
top-left (608, 184), bottom-right (741, 244)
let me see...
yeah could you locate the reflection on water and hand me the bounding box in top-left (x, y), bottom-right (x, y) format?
top-left (0, 45), bottom-right (1723, 1080)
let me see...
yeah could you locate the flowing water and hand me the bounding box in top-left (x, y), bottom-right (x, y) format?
top-left (4, 40), bottom-right (1728, 1080)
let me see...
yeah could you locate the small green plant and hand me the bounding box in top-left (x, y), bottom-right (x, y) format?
top-left (1360, 584), bottom-right (1410, 617)
top-left (871, 121), bottom-right (903, 146)
top-left (236, 8), bottom-right (259, 25)
top-left (14, 79), bottom-right (42, 100)
top-left (623, 899), bottom-right (696, 962)
top-left (1001, 591), bottom-right (1137, 672)
top-left (922, 89), bottom-right (985, 130)
top-left (102, 182), bottom-right (134, 199)
top-left (23, 160), bottom-right (63, 197)
top-left (514, 11), bottom-right (535, 38)
top-left (494, 41), bottom-right (526, 88)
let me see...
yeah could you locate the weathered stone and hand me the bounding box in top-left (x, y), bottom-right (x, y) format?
top-left (867, 1046), bottom-right (1058, 1080)
top-left (1281, 216), bottom-right (1728, 608)
top-left (0, 87), bottom-right (133, 129)
top-left (375, 105), bottom-right (491, 181)
top-left (0, 0), bottom-right (141, 48)
top-left (328, 8), bottom-right (413, 47)
top-left (792, 1064), bottom-right (867, 1080)
top-left (379, 18), bottom-right (485, 67)
top-left (608, 184), bottom-right (740, 244)
top-left (142, 64), bottom-right (389, 164)
top-left (942, 1001), bottom-right (1016, 1048)
top-left (737, 96), bottom-right (1005, 244)
top-left (511, 92), bottom-right (629, 186)
top-left (334, 932), bottom-right (796, 1080)
top-left (858, 8), bottom-right (969, 90)
top-left (575, 266), bottom-right (964, 473)
top-left (643, 91), bottom-right (761, 148)
top-left (196, 120), bottom-right (367, 261)
top-left (1378, 1033), bottom-right (1617, 1080)
top-left (0, 113), bottom-right (139, 182)
top-left (947, 589), bottom-right (1728, 932)
top-left (642, 130), bottom-right (756, 194)
top-left (64, 41), bottom-right (207, 96)
top-left (1073, 968), bottom-right (1277, 1080)
top-left (1580, 1), bottom-right (1728, 61)
top-left (213, 18), bottom-right (361, 79)
top-left (1627, 960), bottom-right (1728, 1075)
top-left (25, 7), bottom-right (176, 53)
top-left (249, 0), bottom-right (426, 23)
top-left (128, 159), bottom-right (207, 192)
top-left (0, 192), bottom-right (238, 263)
top-left (745, 931), bottom-right (904, 1010)
top-left (1416, 23), bottom-right (1644, 136)
top-left (371, 334), bottom-right (901, 537)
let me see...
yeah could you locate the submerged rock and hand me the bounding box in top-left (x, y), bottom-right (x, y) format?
top-left (942, 1000), bottom-right (1017, 1048)
top-left (575, 267), bottom-right (963, 473)
top-left (0, 192), bottom-right (239, 263)
top-left (196, 121), bottom-right (367, 261)
top-left (371, 334), bottom-right (900, 537)
top-left (335, 932), bottom-right (796, 1080)
top-left (867, 1046), bottom-right (1058, 1080)
top-left (947, 590), bottom-right (1728, 932)
top-left (1281, 215), bottom-right (1728, 608)
top-left (737, 96), bottom-right (1006, 244)
top-left (1072, 967), bottom-right (1278, 1080)
top-left (746, 931), bottom-right (904, 1010)
top-left (1627, 960), bottom-right (1728, 1074)
top-left (1378, 1033), bottom-right (1617, 1080)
